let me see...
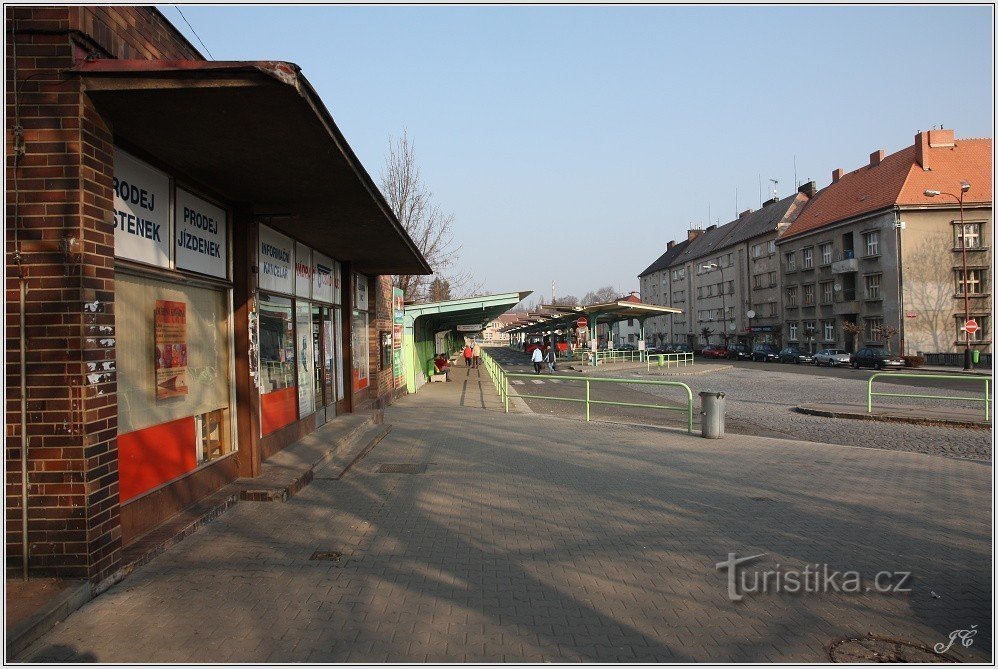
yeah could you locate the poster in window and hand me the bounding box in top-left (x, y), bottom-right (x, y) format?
top-left (296, 301), bottom-right (315, 417)
top-left (354, 273), bottom-right (369, 311)
top-left (154, 300), bottom-right (189, 399)
top-left (352, 310), bottom-right (369, 391)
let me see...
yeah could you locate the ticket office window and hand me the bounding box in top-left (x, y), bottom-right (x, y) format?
top-left (115, 272), bottom-right (235, 502)
top-left (258, 293), bottom-right (297, 435)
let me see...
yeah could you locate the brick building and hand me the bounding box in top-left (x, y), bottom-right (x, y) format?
top-left (6, 7), bottom-right (429, 582)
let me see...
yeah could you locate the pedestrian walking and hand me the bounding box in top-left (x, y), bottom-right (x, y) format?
top-left (472, 341), bottom-right (482, 368)
top-left (463, 344), bottom-right (473, 367)
top-left (545, 346), bottom-right (557, 372)
top-left (531, 346), bottom-right (544, 374)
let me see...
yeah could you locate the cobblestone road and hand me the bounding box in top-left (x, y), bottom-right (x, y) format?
top-left (19, 372), bottom-right (991, 662)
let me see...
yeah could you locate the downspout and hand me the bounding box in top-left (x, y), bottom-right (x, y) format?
top-left (19, 264), bottom-right (29, 580)
top-left (894, 207), bottom-right (905, 357)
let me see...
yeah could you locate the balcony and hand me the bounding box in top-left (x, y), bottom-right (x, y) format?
top-left (833, 290), bottom-right (860, 315)
top-left (830, 257), bottom-right (858, 274)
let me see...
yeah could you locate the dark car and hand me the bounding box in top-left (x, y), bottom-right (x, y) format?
top-left (669, 344), bottom-right (694, 355)
top-left (778, 346), bottom-right (814, 364)
top-left (726, 344), bottom-right (751, 360)
top-left (850, 348), bottom-right (905, 370)
top-left (701, 345), bottom-right (729, 359)
top-left (751, 343), bottom-right (780, 362)
top-left (618, 343), bottom-right (636, 351)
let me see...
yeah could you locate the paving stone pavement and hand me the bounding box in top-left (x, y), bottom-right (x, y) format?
top-left (18, 367), bottom-right (992, 662)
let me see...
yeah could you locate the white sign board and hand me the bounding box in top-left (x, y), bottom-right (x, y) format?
top-left (354, 273), bottom-right (369, 311)
top-left (312, 252), bottom-right (334, 304)
top-left (638, 340), bottom-right (646, 351)
top-left (175, 188), bottom-right (227, 278)
top-left (456, 324), bottom-right (482, 332)
top-left (294, 242), bottom-right (312, 298)
top-left (258, 224), bottom-right (294, 294)
top-left (113, 149), bottom-right (171, 268)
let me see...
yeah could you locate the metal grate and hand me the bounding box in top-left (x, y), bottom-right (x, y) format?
top-left (377, 463), bottom-right (427, 474)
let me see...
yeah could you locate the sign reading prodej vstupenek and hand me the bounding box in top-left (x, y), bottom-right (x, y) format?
top-left (258, 224), bottom-right (294, 294)
top-left (175, 188), bottom-right (227, 279)
top-left (113, 149), bottom-right (171, 268)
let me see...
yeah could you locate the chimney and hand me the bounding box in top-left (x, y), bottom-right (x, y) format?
top-left (706, 224), bottom-right (717, 231)
top-left (738, 208), bottom-right (753, 219)
top-left (688, 228), bottom-right (702, 241)
top-left (869, 149), bottom-right (884, 166)
top-left (929, 128), bottom-right (955, 147)
top-left (762, 197), bottom-right (778, 207)
top-left (666, 240), bottom-right (675, 250)
top-left (797, 180), bottom-right (817, 197)
top-left (832, 168), bottom-right (844, 183)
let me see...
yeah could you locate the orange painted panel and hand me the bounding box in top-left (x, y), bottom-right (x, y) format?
top-left (119, 416), bottom-right (197, 503)
top-left (261, 386), bottom-right (297, 435)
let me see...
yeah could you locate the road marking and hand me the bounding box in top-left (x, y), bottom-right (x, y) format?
top-left (531, 379), bottom-right (544, 385)
top-left (511, 380), bottom-right (525, 385)
top-left (549, 379), bottom-right (562, 383)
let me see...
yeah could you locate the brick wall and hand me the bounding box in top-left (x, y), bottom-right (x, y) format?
top-left (5, 6), bottom-right (203, 581)
top-left (369, 275), bottom-right (399, 405)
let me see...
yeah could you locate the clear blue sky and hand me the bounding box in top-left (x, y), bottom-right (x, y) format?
top-left (162, 5), bottom-right (993, 303)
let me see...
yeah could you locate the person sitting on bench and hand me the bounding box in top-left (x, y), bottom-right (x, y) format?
top-left (434, 353), bottom-right (452, 382)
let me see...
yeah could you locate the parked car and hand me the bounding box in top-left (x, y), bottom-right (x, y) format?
top-left (618, 343), bottom-right (636, 351)
top-left (700, 345), bottom-right (729, 359)
top-left (813, 348), bottom-right (851, 367)
top-left (778, 346), bottom-right (814, 364)
top-left (726, 344), bottom-right (751, 360)
top-left (670, 344), bottom-right (695, 355)
top-left (850, 348), bottom-right (905, 370)
top-left (751, 343), bottom-right (780, 362)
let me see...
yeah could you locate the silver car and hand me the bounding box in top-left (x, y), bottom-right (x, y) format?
top-left (813, 348), bottom-right (851, 367)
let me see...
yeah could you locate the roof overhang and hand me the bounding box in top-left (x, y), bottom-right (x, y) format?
top-left (404, 291), bottom-right (532, 331)
top-left (70, 60), bottom-right (431, 276)
top-left (506, 301), bottom-right (683, 334)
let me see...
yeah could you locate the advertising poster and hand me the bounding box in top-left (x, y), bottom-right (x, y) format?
top-left (296, 301), bottom-right (315, 417)
top-left (154, 300), bottom-right (189, 399)
top-left (392, 288), bottom-right (404, 387)
top-left (351, 311), bottom-right (370, 391)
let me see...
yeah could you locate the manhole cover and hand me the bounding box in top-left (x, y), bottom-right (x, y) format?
top-left (377, 463), bottom-right (427, 474)
top-left (829, 635), bottom-right (954, 663)
top-left (310, 550), bottom-right (342, 562)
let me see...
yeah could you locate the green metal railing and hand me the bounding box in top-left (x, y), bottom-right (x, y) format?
top-left (646, 352), bottom-right (695, 371)
top-left (480, 350), bottom-right (694, 433)
top-left (867, 372), bottom-right (991, 420)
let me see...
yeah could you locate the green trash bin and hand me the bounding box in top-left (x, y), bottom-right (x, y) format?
top-left (972, 349), bottom-right (980, 364)
top-left (657, 354), bottom-right (664, 367)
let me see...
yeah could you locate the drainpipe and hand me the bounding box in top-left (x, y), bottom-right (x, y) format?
top-left (18, 263), bottom-right (29, 580)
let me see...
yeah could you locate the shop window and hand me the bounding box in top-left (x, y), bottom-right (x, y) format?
top-left (115, 273), bottom-right (235, 501)
top-left (380, 330), bottom-right (392, 370)
top-left (352, 274), bottom-right (370, 392)
top-left (257, 294), bottom-right (297, 435)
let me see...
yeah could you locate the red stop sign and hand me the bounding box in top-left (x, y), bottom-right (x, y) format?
top-left (576, 317), bottom-right (588, 328)
top-left (965, 319), bottom-right (979, 334)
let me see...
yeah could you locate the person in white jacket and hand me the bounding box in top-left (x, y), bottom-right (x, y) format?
top-left (531, 346), bottom-right (544, 374)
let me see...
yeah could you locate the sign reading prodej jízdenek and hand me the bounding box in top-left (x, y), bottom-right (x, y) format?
top-left (113, 149), bottom-right (171, 268)
top-left (175, 188), bottom-right (227, 279)
top-left (258, 224), bottom-right (294, 294)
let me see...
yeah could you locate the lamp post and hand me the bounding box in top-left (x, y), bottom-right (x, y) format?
top-left (924, 181), bottom-right (973, 370)
top-left (700, 261), bottom-right (728, 346)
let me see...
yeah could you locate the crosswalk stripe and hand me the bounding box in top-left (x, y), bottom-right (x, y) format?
top-left (511, 380), bottom-right (525, 385)
top-left (549, 379), bottom-right (561, 384)
top-left (531, 379), bottom-right (544, 384)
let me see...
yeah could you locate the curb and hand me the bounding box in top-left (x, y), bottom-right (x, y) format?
top-left (794, 405), bottom-right (990, 429)
top-left (6, 581), bottom-right (92, 660)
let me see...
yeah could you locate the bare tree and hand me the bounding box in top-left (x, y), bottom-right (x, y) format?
top-left (842, 321), bottom-right (862, 353)
top-left (701, 327), bottom-right (714, 345)
top-left (875, 324), bottom-right (899, 354)
top-left (581, 286), bottom-right (618, 305)
top-left (381, 131), bottom-right (481, 302)
top-left (552, 295), bottom-right (579, 306)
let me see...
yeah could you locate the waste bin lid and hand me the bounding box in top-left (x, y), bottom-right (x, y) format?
top-left (699, 391), bottom-right (726, 398)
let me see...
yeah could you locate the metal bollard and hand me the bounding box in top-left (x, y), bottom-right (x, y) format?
top-left (699, 391), bottom-right (726, 439)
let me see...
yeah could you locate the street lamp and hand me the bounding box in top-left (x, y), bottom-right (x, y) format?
top-left (924, 181), bottom-right (974, 370)
top-left (700, 261), bottom-right (729, 346)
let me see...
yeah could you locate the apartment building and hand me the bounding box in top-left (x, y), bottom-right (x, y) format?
top-left (778, 129), bottom-right (992, 357)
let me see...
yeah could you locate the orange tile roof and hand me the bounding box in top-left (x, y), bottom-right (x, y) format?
top-left (782, 135), bottom-right (992, 239)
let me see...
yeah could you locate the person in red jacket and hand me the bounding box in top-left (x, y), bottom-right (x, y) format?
top-left (463, 344), bottom-right (473, 367)
top-left (433, 353), bottom-right (451, 382)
